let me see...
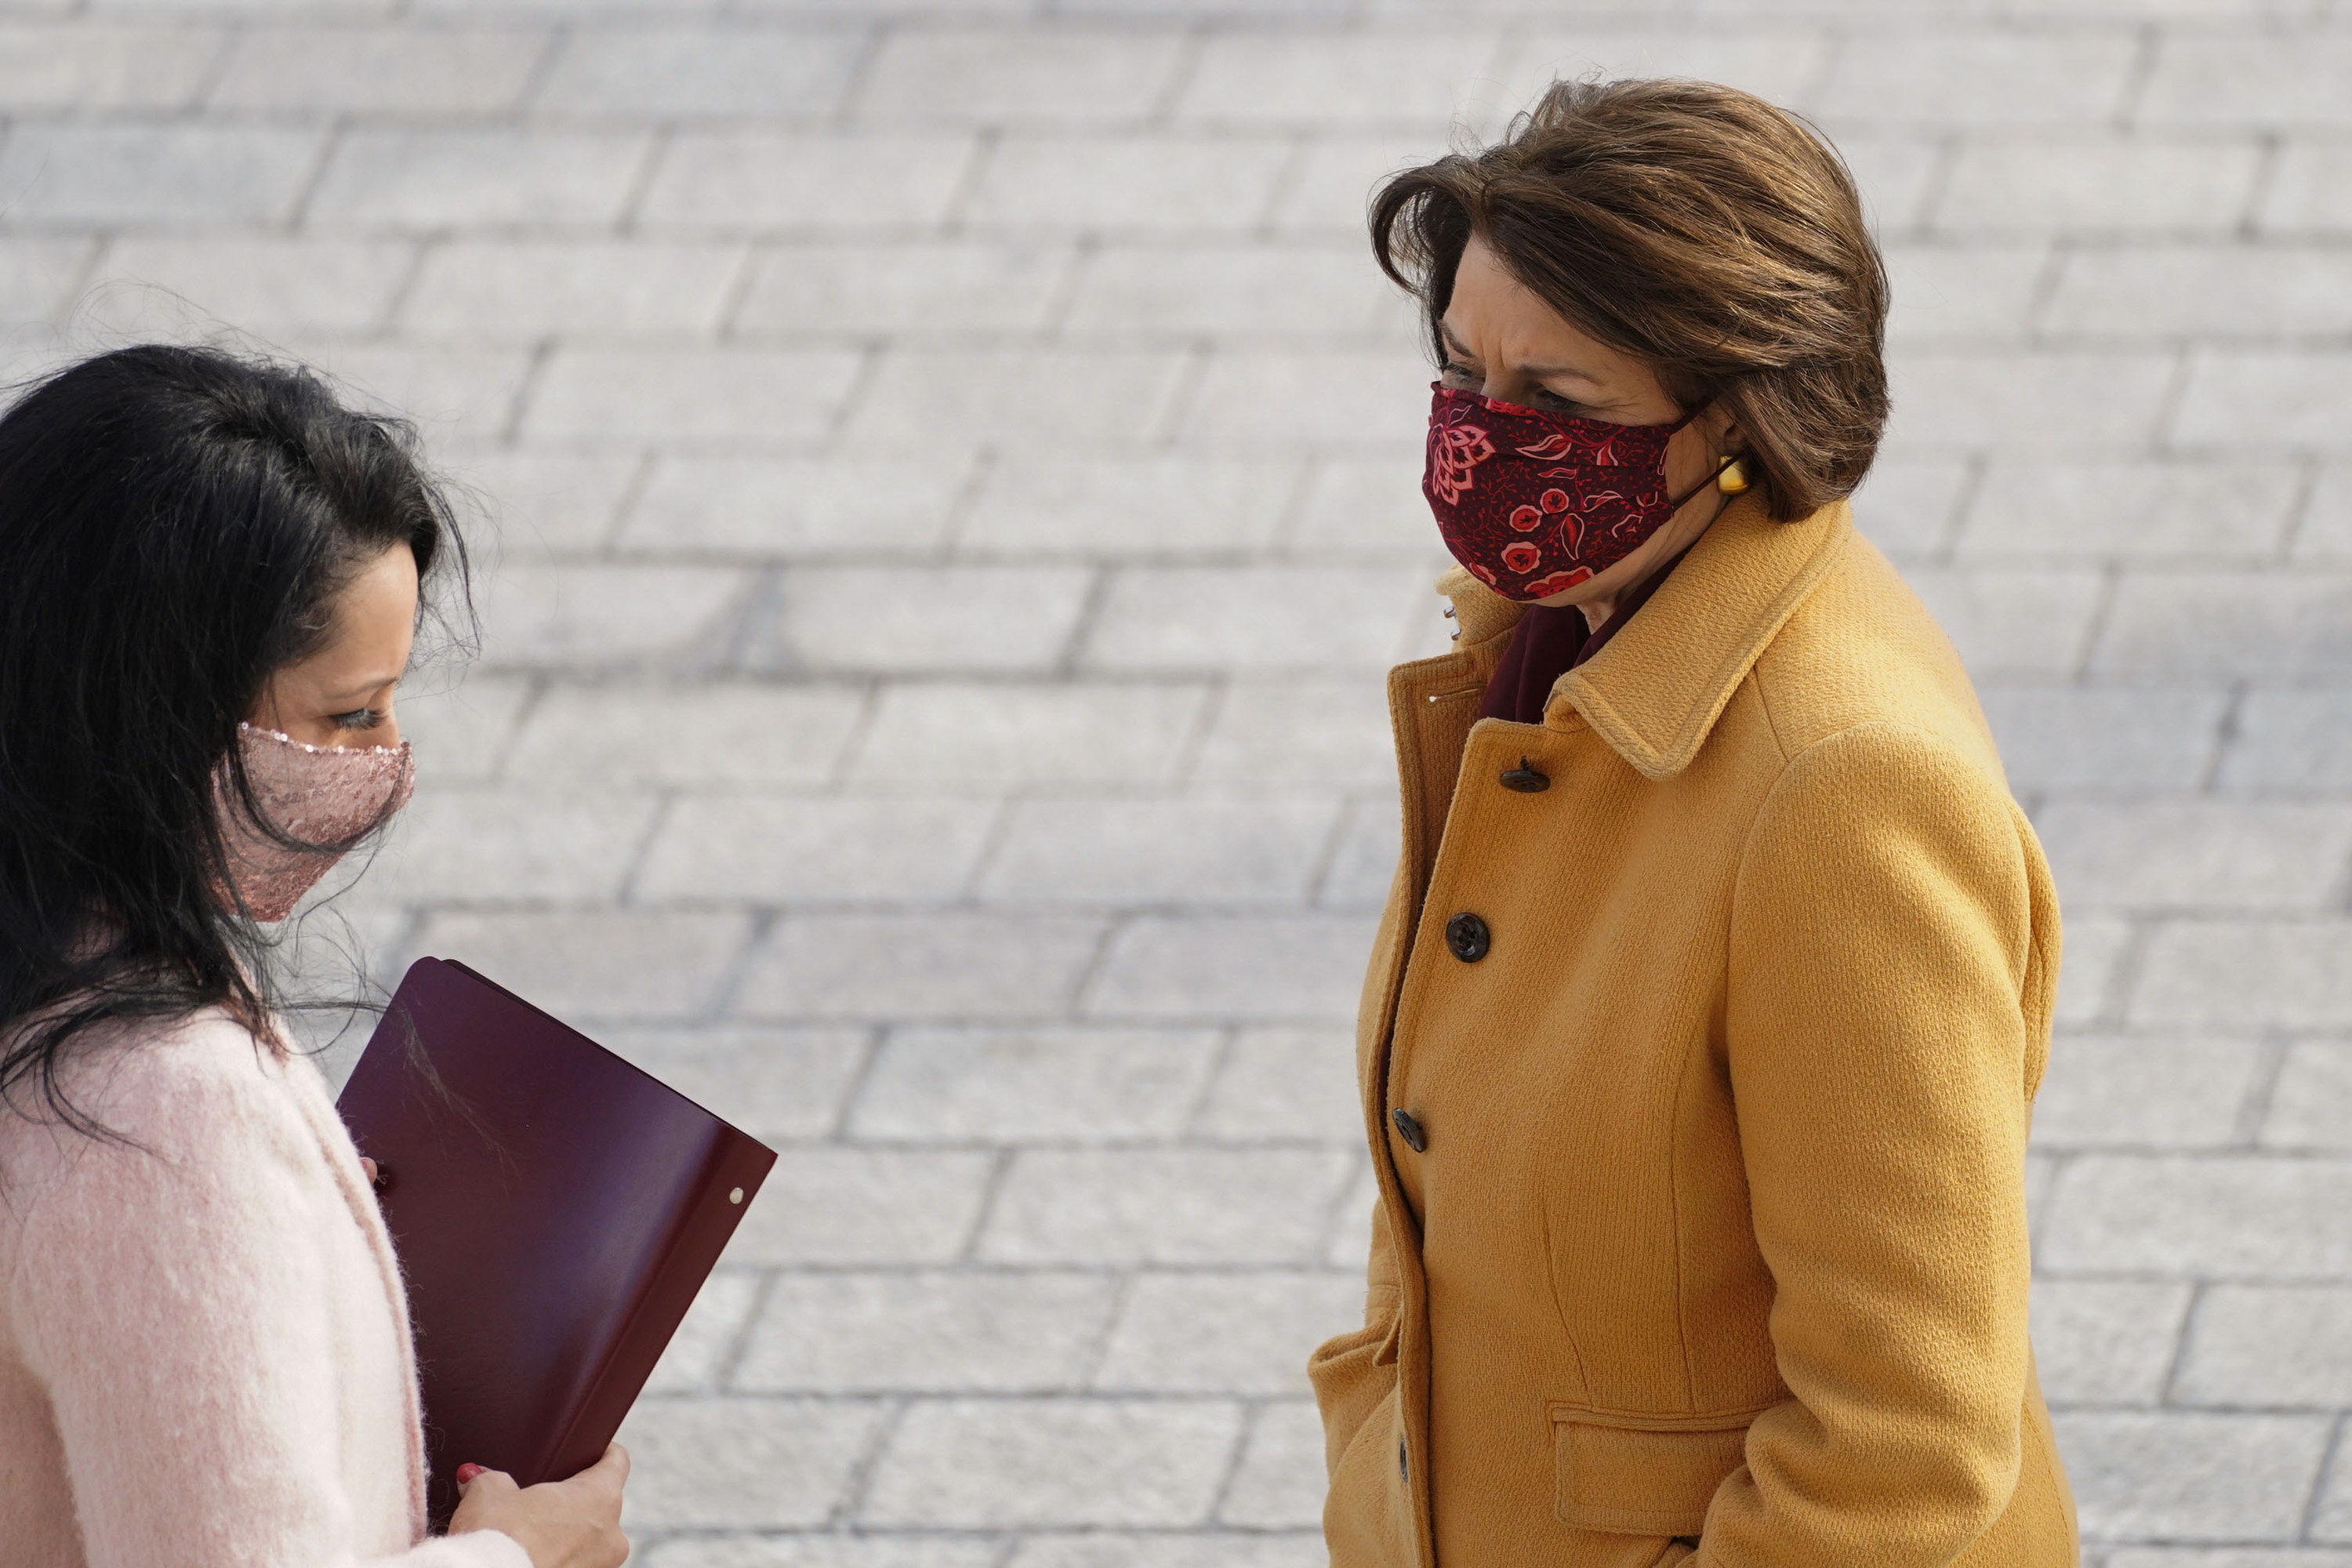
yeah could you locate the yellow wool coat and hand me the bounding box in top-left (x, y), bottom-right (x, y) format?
top-left (1309, 495), bottom-right (2078, 1568)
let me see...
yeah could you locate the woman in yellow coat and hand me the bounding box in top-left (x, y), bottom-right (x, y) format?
top-left (1308, 79), bottom-right (2078, 1566)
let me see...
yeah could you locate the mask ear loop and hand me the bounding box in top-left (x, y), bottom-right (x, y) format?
top-left (1664, 453), bottom-right (1744, 513)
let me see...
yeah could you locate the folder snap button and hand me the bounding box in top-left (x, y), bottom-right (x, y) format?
top-left (728, 1187), bottom-right (744, 1204)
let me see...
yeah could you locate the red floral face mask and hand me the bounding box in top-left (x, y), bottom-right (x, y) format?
top-left (1422, 383), bottom-right (1714, 602)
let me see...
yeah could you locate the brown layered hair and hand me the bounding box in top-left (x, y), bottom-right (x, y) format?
top-left (1371, 77), bottom-right (1889, 522)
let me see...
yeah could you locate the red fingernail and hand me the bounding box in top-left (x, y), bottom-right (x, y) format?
top-left (456, 1464), bottom-right (484, 1484)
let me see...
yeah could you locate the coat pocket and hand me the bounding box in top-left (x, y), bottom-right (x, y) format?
top-left (1549, 1404), bottom-right (1759, 1537)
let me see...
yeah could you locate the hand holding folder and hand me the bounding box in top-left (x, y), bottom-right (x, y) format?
top-left (337, 957), bottom-right (778, 1530)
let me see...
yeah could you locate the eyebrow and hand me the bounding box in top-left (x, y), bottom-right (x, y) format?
top-left (1438, 325), bottom-right (1606, 387)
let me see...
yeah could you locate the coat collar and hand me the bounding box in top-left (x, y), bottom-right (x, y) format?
top-left (1439, 495), bottom-right (1856, 781)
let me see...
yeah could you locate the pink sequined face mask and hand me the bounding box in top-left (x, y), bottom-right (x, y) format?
top-left (1423, 383), bottom-right (1714, 602)
top-left (215, 722), bottom-right (416, 922)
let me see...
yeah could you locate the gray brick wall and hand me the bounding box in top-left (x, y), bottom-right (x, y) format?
top-left (7, 2), bottom-right (2350, 1562)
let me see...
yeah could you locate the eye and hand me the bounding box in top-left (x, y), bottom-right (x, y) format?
top-left (329, 707), bottom-right (384, 732)
top-left (1439, 360), bottom-right (1479, 389)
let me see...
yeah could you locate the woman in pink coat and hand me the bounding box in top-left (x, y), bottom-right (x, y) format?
top-left (0, 346), bottom-right (629, 1568)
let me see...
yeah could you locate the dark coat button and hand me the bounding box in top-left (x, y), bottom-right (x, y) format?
top-left (1444, 912), bottom-right (1490, 962)
top-left (1391, 1107), bottom-right (1426, 1152)
top-left (1499, 757), bottom-right (1550, 793)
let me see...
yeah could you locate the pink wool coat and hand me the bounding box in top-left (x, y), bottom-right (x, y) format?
top-left (0, 1009), bottom-right (527, 1568)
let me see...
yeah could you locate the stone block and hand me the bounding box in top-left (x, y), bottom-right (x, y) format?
top-left (2140, 34), bottom-right (2352, 128)
top-left (2032, 1033), bottom-right (2259, 1149)
top-left (1084, 565), bottom-right (1425, 672)
top-left (405, 909), bottom-right (752, 1021)
top-left (1961, 462), bottom-right (2297, 562)
top-left (862, 1398), bottom-right (1242, 1527)
top-left (1196, 1026), bottom-right (1360, 1144)
top-left (2050, 1410), bottom-right (2329, 1542)
top-left (2295, 463), bottom-right (2352, 562)
top-left (0, 22), bottom-right (221, 109)
top-left (735, 1270), bottom-right (1115, 1393)
top-left (506, 682), bottom-right (864, 789)
top-left (209, 24), bottom-right (546, 112)
top-left (2028, 1278), bottom-right (2192, 1405)
top-left (640, 132), bottom-right (976, 231)
top-left (0, 125), bottom-right (321, 227)
top-left (2097, 572), bottom-right (2352, 679)
top-left (850, 1025), bottom-right (1222, 1142)
top-left (1500, 31), bottom-right (1828, 115)
top-left (1176, 31), bottom-right (1509, 128)
top-left (2317, 1438), bottom-right (2352, 1542)
top-left (644, 1542), bottom-right (993, 1568)
top-left (753, 564), bottom-right (1093, 675)
top-left (978, 799), bottom-right (1340, 906)
top-left (2264, 141), bottom-right (2352, 232)
top-left (617, 1396), bottom-right (881, 1530)
top-left (1318, 803), bottom-right (1402, 911)
top-left (2223, 691), bottom-right (2352, 792)
top-left (735, 911), bottom-right (1105, 1022)
top-left (1010, 1537), bottom-right (1326, 1568)
top-left (2175, 351), bottom-right (2351, 451)
top-left (2049, 245), bottom-right (2352, 336)
top-left (304, 344), bottom-right (536, 435)
top-left (642, 1269), bottom-right (760, 1396)
top-left (0, 238), bottom-right (89, 325)
top-left (722, 1147), bottom-right (994, 1265)
top-left (1896, 567), bottom-right (2103, 677)
top-left (2176, 1285), bottom-right (2352, 1407)
top-left (859, 30), bottom-right (1186, 123)
top-left (964, 456), bottom-right (1298, 554)
top-left (848, 347), bottom-right (1189, 450)
top-left (1880, 242), bottom-right (2049, 343)
top-left (645, 1541), bottom-right (997, 1568)
top-left (851, 681), bottom-right (1210, 791)
top-left (393, 674), bottom-right (532, 786)
top-left (636, 796), bottom-right (997, 902)
top-left (598, 1025), bottom-right (870, 1142)
top-left (522, 347), bottom-right (862, 445)
top-left (1096, 1272), bottom-right (1360, 1395)
top-left (307, 130), bottom-right (649, 229)
top-left (402, 240), bottom-right (746, 340)
top-left (2039, 1154), bottom-right (2352, 1276)
top-left (1064, 245), bottom-right (1394, 337)
top-left (1936, 135), bottom-right (2263, 234)
top-left (964, 134), bottom-right (1291, 233)
top-left (82, 236), bottom-right (405, 338)
top-left (445, 451), bottom-right (638, 553)
top-left (1218, 1401), bottom-right (1328, 1529)
top-left (1086, 914), bottom-right (1380, 1022)
top-left (375, 788), bottom-right (655, 902)
top-left (1291, 455), bottom-right (1447, 558)
top-left (1326, 1156), bottom-right (1381, 1270)
top-left (2262, 1042), bottom-right (2352, 1152)
top-left (1273, 134), bottom-right (1454, 237)
top-left (980, 1147), bottom-right (1355, 1264)
top-left (2109, 1553), bottom-right (2352, 1568)
top-left (2132, 920), bottom-right (2352, 1029)
top-left (1884, 351), bottom-right (2174, 456)
top-left (736, 241), bottom-right (1072, 335)
top-left (620, 454), bottom-right (971, 557)
top-left (1847, 458), bottom-right (1968, 557)
top-left (2036, 802), bottom-right (2352, 911)
top-left (1816, 32), bottom-right (2136, 125)
top-left (1979, 684), bottom-right (2227, 792)
top-left (2053, 913), bottom-right (2131, 1026)
top-left (534, 23), bottom-right (862, 116)
top-left (474, 564), bottom-right (752, 670)
top-left (1177, 348), bottom-right (1428, 452)
top-left (1839, 134), bottom-right (1947, 232)
top-left (1192, 677), bottom-right (1399, 788)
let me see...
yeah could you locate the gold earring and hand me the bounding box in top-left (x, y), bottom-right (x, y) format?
top-left (1717, 457), bottom-right (1750, 495)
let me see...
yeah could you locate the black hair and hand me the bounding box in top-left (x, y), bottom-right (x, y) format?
top-left (0, 344), bottom-right (466, 1133)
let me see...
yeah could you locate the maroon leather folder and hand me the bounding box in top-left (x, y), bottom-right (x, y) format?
top-left (337, 956), bottom-right (776, 1530)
